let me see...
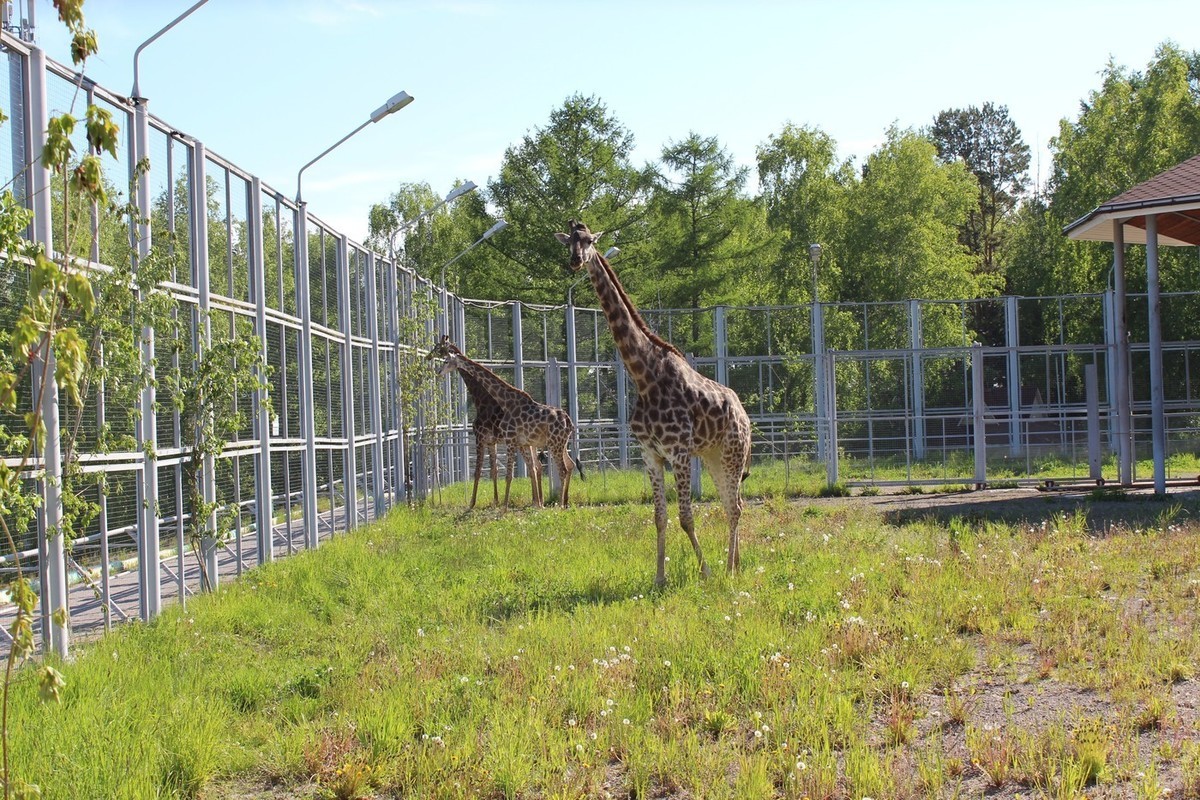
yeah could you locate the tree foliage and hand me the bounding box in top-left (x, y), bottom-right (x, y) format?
top-left (930, 102), bottom-right (1030, 281)
top-left (484, 94), bottom-right (654, 303)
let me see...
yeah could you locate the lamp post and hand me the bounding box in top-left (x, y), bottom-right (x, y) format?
top-left (808, 242), bottom-right (828, 467)
top-left (383, 181), bottom-right (476, 506)
top-left (294, 89), bottom-right (414, 550)
top-left (128, 0), bottom-right (211, 624)
top-left (808, 242), bottom-right (822, 304)
top-left (439, 219), bottom-right (509, 304)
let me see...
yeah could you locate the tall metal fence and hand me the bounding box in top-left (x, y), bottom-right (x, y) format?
top-left (3, 36), bottom-right (1200, 657)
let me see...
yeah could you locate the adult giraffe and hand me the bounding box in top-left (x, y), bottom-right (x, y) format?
top-left (557, 220), bottom-right (752, 585)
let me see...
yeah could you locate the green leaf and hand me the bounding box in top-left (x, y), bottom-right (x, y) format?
top-left (65, 271), bottom-right (96, 317)
top-left (70, 28), bottom-right (98, 66)
top-left (42, 114), bottom-right (76, 170)
top-left (29, 253), bottom-right (62, 300)
top-left (85, 104), bottom-right (119, 158)
top-left (38, 665), bottom-right (66, 703)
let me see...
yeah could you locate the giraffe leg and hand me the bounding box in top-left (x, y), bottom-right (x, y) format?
top-left (672, 453), bottom-right (710, 579)
top-left (469, 439), bottom-right (485, 510)
top-left (523, 446), bottom-right (543, 508)
top-left (557, 446), bottom-right (574, 507)
top-left (489, 444), bottom-right (499, 506)
top-left (503, 445), bottom-right (515, 508)
top-left (705, 446), bottom-right (746, 574)
top-left (645, 454), bottom-right (670, 587)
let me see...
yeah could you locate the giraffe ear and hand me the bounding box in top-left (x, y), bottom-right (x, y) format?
top-left (555, 232), bottom-right (571, 246)
top-left (593, 231), bottom-right (605, 241)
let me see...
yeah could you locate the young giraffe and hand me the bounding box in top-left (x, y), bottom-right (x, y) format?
top-left (434, 345), bottom-right (577, 508)
top-left (426, 336), bottom-right (513, 509)
top-left (557, 220), bottom-right (752, 586)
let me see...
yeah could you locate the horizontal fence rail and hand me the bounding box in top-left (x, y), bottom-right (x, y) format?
top-left (2, 35), bottom-right (1199, 656)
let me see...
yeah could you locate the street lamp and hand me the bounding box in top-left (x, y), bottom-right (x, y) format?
top-left (808, 242), bottom-right (822, 304)
top-left (384, 181), bottom-right (478, 259)
top-left (294, 89), bottom-right (414, 550)
top-left (296, 89), bottom-right (414, 203)
top-left (439, 219), bottom-right (509, 298)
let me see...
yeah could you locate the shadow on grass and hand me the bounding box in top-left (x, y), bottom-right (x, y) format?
top-left (474, 574), bottom-right (664, 624)
top-left (877, 486), bottom-right (1200, 533)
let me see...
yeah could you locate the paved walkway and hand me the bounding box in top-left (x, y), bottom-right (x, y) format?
top-left (0, 498), bottom-right (386, 660)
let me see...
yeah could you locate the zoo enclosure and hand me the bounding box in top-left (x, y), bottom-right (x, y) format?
top-left (3, 35), bottom-right (1199, 657)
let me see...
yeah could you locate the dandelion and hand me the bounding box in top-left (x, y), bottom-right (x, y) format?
top-left (623, 718), bottom-right (630, 725)
top-left (417, 628), bottom-right (425, 637)
top-left (576, 743), bottom-right (584, 752)
top-left (796, 760), bottom-right (807, 771)
top-left (606, 698), bottom-right (615, 707)
top-left (569, 718), bottom-right (577, 727)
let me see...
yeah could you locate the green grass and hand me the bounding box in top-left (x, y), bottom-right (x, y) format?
top-left (8, 487), bottom-right (1200, 798)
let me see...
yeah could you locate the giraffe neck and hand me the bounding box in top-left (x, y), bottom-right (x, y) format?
top-left (458, 368), bottom-right (500, 412)
top-left (584, 252), bottom-right (681, 392)
top-left (454, 353), bottom-right (532, 410)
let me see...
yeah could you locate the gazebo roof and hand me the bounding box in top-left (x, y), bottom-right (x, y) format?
top-left (1063, 151), bottom-right (1200, 246)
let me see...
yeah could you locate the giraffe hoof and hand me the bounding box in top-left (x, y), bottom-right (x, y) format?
top-left (700, 564), bottom-right (712, 579)
top-left (654, 575), bottom-right (667, 589)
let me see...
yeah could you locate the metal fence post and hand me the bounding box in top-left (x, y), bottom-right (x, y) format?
top-left (1086, 363), bottom-right (1102, 481)
top-left (386, 261), bottom-right (405, 506)
top-left (1005, 295), bottom-right (1021, 457)
top-left (546, 356), bottom-right (563, 498)
top-left (972, 343), bottom-right (987, 488)
top-left (294, 206), bottom-right (320, 548)
top-left (511, 301), bottom-right (524, 390)
top-left (686, 354), bottom-right (702, 499)
top-left (248, 179), bottom-right (273, 563)
top-left (131, 77), bottom-right (161, 619)
top-left (365, 251), bottom-right (385, 520)
top-left (27, 44), bottom-right (68, 657)
top-left (511, 301), bottom-right (525, 478)
top-left (825, 351), bottom-right (839, 488)
top-left (715, 306), bottom-right (728, 387)
top-left (813, 301), bottom-right (826, 463)
top-left (1102, 287), bottom-right (1118, 455)
top-left (454, 300), bottom-right (469, 483)
top-left (565, 301), bottom-right (581, 467)
top-left (337, 235), bottom-right (358, 529)
top-left (909, 299), bottom-right (925, 461)
top-left (616, 363), bottom-right (630, 469)
top-left (190, 141), bottom-right (218, 589)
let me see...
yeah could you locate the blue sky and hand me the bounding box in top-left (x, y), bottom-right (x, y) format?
top-left (28, 0), bottom-right (1193, 244)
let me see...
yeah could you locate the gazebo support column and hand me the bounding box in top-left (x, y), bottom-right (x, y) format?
top-left (1112, 221), bottom-right (1133, 486)
top-left (1145, 214), bottom-right (1167, 496)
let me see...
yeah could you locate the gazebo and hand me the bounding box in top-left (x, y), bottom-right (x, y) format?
top-left (1064, 152), bottom-right (1200, 494)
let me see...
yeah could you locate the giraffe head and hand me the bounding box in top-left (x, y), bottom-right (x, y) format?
top-left (434, 350), bottom-right (462, 379)
top-left (425, 334), bottom-right (462, 362)
top-left (555, 219), bottom-right (604, 272)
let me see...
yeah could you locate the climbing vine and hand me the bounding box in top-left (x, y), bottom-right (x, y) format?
top-left (0, 1), bottom-right (267, 796)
